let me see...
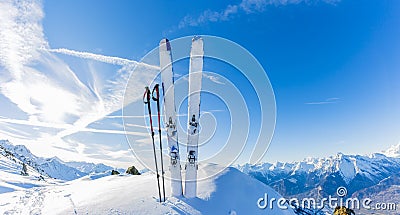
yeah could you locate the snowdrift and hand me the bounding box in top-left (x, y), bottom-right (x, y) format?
top-left (0, 164), bottom-right (295, 214)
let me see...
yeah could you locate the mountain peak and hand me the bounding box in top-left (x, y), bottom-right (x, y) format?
top-left (0, 139), bottom-right (13, 150)
top-left (0, 140), bottom-right (36, 161)
top-left (383, 143), bottom-right (400, 158)
top-left (46, 156), bottom-right (64, 163)
top-left (336, 152), bottom-right (345, 159)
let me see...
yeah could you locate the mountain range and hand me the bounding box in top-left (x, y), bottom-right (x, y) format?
top-left (2, 139), bottom-right (399, 214)
top-left (237, 144), bottom-right (400, 214)
top-left (0, 139), bottom-right (119, 182)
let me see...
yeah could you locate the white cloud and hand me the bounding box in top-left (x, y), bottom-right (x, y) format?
top-left (305, 97), bottom-right (340, 105)
top-left (179, 73), bottom-right (225, 85)
top-left (0, 0), bottom-right (48, 79)
top-left (178, 0), bottom-right (341, 28)
top-left (0, 0), bottom-right (159, 167)
top-left (105, 115), bottom-right (145, 119)
top-left (0, 116), bottom-right (72, 129)
top-left (0, 123), bottom-right (32, 140)
top-left (203, 73), bottom-right (225, 85)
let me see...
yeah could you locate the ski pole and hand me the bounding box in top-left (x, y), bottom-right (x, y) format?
top-left (152, 84), bottom-right (166, 202)
top-left (143, 86), bottom-right (162, 203)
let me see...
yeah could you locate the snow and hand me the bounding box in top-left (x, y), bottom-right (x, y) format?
top-left (0, 142), bottom-right (59, 194)
top-left (0, 159), bottom-right (48, 194)
top-left (292, 161), bottom-right (316, 174)
top-left (0, 140), bottom-right (115, 181)
top-left (0, 164), bottom-right (295, 215)
top-left (268, 162), bottom-right (296, 173)
top-left (38, 157), bottom-right (86, 181)
top-left (383, 143), bottom-right (400, 158)
top-left (238, 149), bottom-right (400, 186)
top-left (65, 161), bottom-right (119, 174)
top-left (336, 153), bottom-right (357, 184)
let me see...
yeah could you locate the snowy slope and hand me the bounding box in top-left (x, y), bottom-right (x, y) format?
top-left (0, 154), bottom-right (50, 194)
top-left (0, 140), bottom-right (120, 181)
top-left (0, 164), bottom-right (296, 215)
top-left (0, 141), bottom-right (59, 194)
top-left (0, 140), bottom-right (86, 181)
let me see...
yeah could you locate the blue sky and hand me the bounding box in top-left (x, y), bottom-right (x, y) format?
top-left (0, 0), bottom-right (399, 168)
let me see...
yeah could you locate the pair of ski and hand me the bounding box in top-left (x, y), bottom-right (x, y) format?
top-left (144, 36), bottom-right (203, 201)
top-left (162, 36), bottom-right (203, 199)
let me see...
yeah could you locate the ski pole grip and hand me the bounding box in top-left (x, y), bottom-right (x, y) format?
top-left (152, 84), bottom-right (160, 101)
top-left (143, 87), bottom-right (150, 104)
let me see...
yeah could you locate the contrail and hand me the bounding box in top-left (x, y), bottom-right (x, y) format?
top-left (80, 127), bottom-right (149, 137)
top-left (0, 116), bottom-right (72, 129)
top-left (47, 48), bottom-right (159, 70)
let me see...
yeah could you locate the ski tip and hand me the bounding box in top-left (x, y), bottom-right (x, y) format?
top-left (190, 36), bottom-right (204, 56)
top-left (160, 38), bottom-right (171, 51)
top-left (192, 36), bottom-right (202, 42)
top-left (160, 38), bottom-right (169, 44)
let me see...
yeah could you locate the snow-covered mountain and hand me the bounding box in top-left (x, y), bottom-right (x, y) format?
top-left (66, 161), bottom-right (114, 174)
top-left (0, 140), bottom-right (117, 181)
top-left (0, 140), bottom-right (61, 194)
top-left (383, 143), bottom-right (400, 158)
top-left (0, 164), bottom-right (296, 215)
top-left (0, 140), bottom-right (85, 181)
top-left (237, 149), bottom-right (400, 198)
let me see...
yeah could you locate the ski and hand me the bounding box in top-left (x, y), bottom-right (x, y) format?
top-left (143, 87), bottom-right (162, 202)
top-left (184, 36), bottom-right (204, 198)
top-left (159, 38), bottom-right (183, 197)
